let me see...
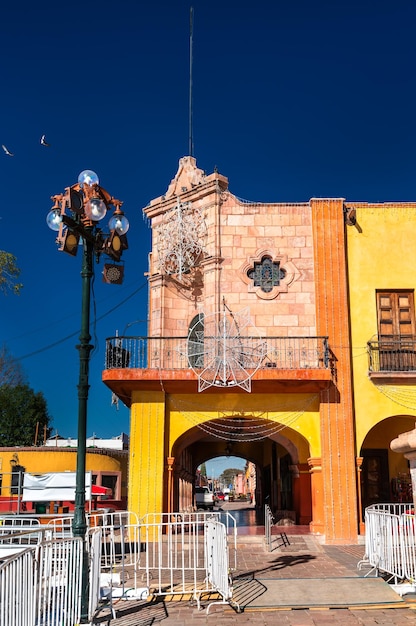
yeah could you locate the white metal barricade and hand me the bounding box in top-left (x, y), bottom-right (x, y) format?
top-left (264, 505), bottom-right (290, 552)
top-left (360, 503), bottom-right (416, 595)
top-left (0, 510), bottom-right (237, 622)
top-left (140, 511), bottom-right (238, 570)
top-left (45, 510), bottom-right (141, 569)
top-left (134, 514), bottom-right (235, 611)
top-left (88, 529), bottom-right (104, 621)
top-left (89, 510), bottom-right (140, 528)
top-left (0, 515), bottom-right (41, 530)
top-left (204, 519), bottom-right (236, 613)
top-left (400, 512), bottom-right (416, 586)
top-left (0, 536), bottom-right (83, 626)
top-left (0, 515), bottom-right (43, 559)
top-left (37, 537), bottom-right (83, 625)
top-left (45, 515), bottom-right (73, 539)
top-left (0, 547), bottom-right (36, 626)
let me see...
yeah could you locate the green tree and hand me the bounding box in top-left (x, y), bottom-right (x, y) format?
top-left (199, 462), bottom-right (207, 476)
top-left (0, 345), bottom-right (26, 386)
top-left (220, 468), bottom-right (243, 487)
top-left (0, 384), bottom-right (52, 446)
top-left (0, 250), bottom-right (22, 295)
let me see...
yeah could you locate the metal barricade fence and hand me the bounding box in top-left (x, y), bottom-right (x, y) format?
top-left (0, 511), bottom-right (236, 622)
top-left (89, 510), bottom-right (140, 570)
top-left (87, 511), bottom-right (236, 616)
top-left (0, 515), bottom-right (43, 559)
top-left (88, 510), bottom-right (139, 529)
top-left (0, 536), bottom-right (83, 626)
top-left (140, 511), bottom-right (237, 570)
top-left (363, 507), bottom-right (404, 579)
top-left (45, 510), bottom-right (141, 568)
top-left (0, 547), bottom-right (36, 626)
top-left (37, 537), bottom-right (83, 626)
top-left (0, 515), bottom-right (41, 531)
top-left (361, 505), bottom-right (381, 573)
top-left (362, 503), bottom-right (416, 589)
top-left (378, 511), bottom-right (403, 579)
top-left (204, 519), bottom-right (236, 613)
top-left (88, 529), bottom-right (104, 621)
top-left (264, 504), bottom-right (290, 552)
top-left (400, 512), bottom-right (416, 585)
top-left (45, 510), bottom-right (139, 534)
top-left (135, 515), bottom-right (234, 611)
top-left (264, 504), bottom-right (273, 551)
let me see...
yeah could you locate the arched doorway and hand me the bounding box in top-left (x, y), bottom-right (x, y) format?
top-left (170, 417), bottom-right (312, 525)
top-left (360, 415), bottom-right (415, 512)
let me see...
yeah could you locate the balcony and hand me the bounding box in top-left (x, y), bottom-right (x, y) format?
top-left (102, 336), bottom-right (332, 400)
top-left (367, 337), bottom-right (416, 383)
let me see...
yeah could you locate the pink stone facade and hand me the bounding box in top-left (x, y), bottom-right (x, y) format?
top-left (144, 157), bottom-right (316, 340)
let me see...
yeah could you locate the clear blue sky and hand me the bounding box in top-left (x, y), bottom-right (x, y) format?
top-left (205, 457), bottom-right (246, 480)
top-left (2, 1), bottom-right (416, 440)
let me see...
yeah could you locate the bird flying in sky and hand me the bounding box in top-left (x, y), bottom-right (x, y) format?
top-left (2, 144), bottom-right (13, 156)
top-left (40, 135), bottom-right (50, 147)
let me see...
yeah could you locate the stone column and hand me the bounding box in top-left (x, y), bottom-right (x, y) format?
top-left (308, 457), bottom-right (324, 535)
top-left (311, 198), bottom-right (358, 544)
top-left (292, 463), bottom-right (312, 525)
top-left (391, 424), bottom-right (416, 509)
top-left (356, 457), bottom-right (365, 535)
top-left (128, 391), bottom-right (166, 519)
top-left (166, 456), bottom-right (175, 514)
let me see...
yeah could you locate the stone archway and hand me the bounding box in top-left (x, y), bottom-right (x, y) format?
top-left (360, 415), bottom-right (416, 511)
top-left (170, 418), bottom-right (312, 524)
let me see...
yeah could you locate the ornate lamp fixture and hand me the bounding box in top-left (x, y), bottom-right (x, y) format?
top-left (47, 169), bottom-right (129, 274)
top-left (46, 169), bottom-right (129, 622)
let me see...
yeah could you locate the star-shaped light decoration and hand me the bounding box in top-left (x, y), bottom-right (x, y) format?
top-left (184, 302), bottom-right (266, 392)
top-left (156, 199), bottom-right (207, 278)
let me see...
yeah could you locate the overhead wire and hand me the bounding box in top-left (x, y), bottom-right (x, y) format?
top-left (18, 280), bottom-right (148, 361)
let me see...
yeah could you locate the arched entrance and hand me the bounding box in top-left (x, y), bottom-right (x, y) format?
top-left (170, 417), bottom-right (312, 525)
top-left (360, 415), bottom-right (415, 512)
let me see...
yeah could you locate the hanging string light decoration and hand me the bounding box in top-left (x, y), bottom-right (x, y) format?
top-left (156, 198), bottom-right (207, 278)
top-left (183, 300), bottom-right (266, 392)
top-left (166, 396), bottom-right (320, 441)
top-left (374, 383), bottom-right (416, 411)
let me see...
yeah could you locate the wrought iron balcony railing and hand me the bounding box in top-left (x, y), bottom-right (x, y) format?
top-left (104, 336), bottom-right (330, 371)
top-left (367, 337), bottom-right (416, 373)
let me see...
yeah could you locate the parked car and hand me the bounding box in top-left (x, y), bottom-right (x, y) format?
top-left (214, 491), bottom-right (225, 502)
top-left (195, 486), bottom-right (214, 510)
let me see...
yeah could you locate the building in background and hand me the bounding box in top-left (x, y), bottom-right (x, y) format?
top-left (103, 156), bottom-right (416, 544)
top-left (0, 436), bottom-right (128, 513)
top-left (45, 432), bottom-right (129, 450)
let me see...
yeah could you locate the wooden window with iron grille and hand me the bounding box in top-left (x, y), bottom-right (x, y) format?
top-left (376, 290), bottom-right (416, 371)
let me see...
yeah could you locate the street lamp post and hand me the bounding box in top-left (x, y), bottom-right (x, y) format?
top-left (47, 170), bottom-right (129, 622)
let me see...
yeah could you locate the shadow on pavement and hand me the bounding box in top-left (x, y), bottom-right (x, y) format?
top-left (234, 553), bottom-right (317, 580)
top-left (93, 597), bottom-right (168, 625)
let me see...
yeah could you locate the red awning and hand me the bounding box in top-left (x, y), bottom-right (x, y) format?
top-left (91, 485), bottom-right (111, 496)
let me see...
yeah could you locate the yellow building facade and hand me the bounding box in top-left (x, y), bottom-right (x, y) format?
top-left (346, 202), bottom-right (416, 527)
top-left (0, 446), bottom-right (128, 512)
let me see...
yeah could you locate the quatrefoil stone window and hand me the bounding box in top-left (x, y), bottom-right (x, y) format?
top-left (247, 257), bottom-right (286, 293)
top-left (240, 251), bottom-right (297, 300)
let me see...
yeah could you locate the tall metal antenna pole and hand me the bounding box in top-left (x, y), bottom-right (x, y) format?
top-left (189, 6), bottom-right (194, 157)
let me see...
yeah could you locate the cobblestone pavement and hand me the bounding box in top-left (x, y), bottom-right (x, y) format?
top-left (93, 503), bottom-right (416, 626)
top-left (94, 507), bottom-right (416, 625)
